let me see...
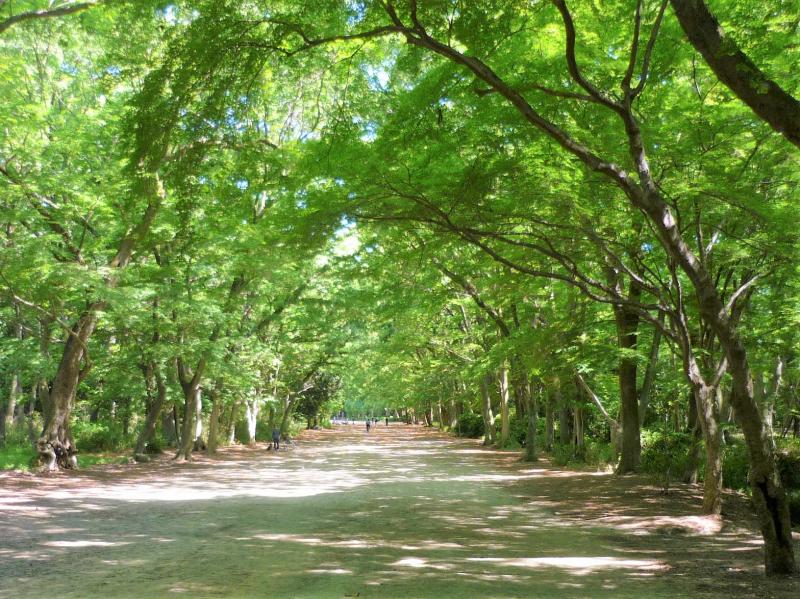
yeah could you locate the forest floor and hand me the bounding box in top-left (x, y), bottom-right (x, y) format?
top-left (0, 424), bottom-right (798, 599)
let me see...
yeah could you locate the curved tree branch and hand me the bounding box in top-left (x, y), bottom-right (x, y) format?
top-left (670, 0), bottom-right (800, 148)
top-left (0, 1), bottom-right (100, 35)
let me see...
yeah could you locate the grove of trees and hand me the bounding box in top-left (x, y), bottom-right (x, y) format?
top-left (1, 0), bottom-right (798, 576)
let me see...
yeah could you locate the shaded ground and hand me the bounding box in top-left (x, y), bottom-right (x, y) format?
top-left (0, 424), bottom-right (798, 598)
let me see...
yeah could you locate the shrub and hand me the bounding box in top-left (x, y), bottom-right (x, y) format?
top-left (788, 490), bottom-right (800, 526)
top-left (721, 442), bottom-right (750, 491)
top-left (640, 430), bottom-right (693, 479)
top-left (583, 440), bottom-right (616, 468)
top-left (508, 414), bottom-right (527, 446)
top-left (455, 412), bottom-right (484, 438)
top-left (776, 451), bottom-right (800, 489)
top-left (550, 443), bottom-right (573, 466)
top-left (72, 421), bottom-right (126, 452)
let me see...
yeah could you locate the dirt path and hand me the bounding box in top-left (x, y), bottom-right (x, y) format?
top-left (1, 424), bottom-right (798, 598)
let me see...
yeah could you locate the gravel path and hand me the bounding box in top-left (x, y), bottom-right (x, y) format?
top-left (1, 424), bottom-right (797, 598)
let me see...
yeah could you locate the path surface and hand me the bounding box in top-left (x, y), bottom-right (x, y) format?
top-left (1, 424), bottom-right (798, 598)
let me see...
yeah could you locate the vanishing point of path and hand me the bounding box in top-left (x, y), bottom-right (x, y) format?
top-left (1, 425), bottom-right (798, 598)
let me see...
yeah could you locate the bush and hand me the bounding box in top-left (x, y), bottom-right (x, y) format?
top-left (722, 442), bottom-right (750, 491)
top-left (776, 451), bottom-right (800, 489)
top-left (455, 412), bottom-right (484, 438)
top-left (548, 440), bottom-right (615, 469)
top-left (640, 430), bottom-right (694, 479)
top-left (550, 443), bottom-right (573, 466)
top-left (508, 414), bottom-right (527, 446)
top-left (788, 490), bottom-right (800, 526)
top-left (583, 440), bottom-right (616, 468)
top-left (72, 421), bottom-right (126, 452)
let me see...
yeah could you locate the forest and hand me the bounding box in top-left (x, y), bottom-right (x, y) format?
top-left (1, 0), bottom-right (799, 591)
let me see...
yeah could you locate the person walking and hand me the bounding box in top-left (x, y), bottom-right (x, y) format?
top-left (366, 419), bottom-right (371, 433)
top-left (271, 427), bottom-right (280, 451)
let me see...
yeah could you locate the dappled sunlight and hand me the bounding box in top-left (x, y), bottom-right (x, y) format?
top-left (466, 556), bottom-right (668, 575)
top-left (1, 424), bottom-right (797, 599)
top-left (41, 540), bottom-right (129, 548)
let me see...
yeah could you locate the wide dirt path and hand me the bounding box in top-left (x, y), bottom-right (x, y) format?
top-left (1, 424), bottom-right (798, 598)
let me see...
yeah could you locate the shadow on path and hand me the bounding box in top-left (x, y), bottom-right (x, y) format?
top-left (0, 424), bottom-right (797, 598)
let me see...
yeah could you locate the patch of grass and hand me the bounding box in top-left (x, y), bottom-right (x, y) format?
top-left (1, 443), bottom-right (129, 471)
top-left (0, 444), bottom-right (36, 471)
top-left (79, 453), bottom-right (130, 468)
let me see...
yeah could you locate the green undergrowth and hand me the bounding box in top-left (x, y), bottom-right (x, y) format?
top-left (549, 440), bottom-right (616, 470)
top-left (0, 442), bottom-right (129, 472)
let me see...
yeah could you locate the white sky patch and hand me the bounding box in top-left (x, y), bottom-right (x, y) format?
top-left (333, 221), bottom-right (361, 257)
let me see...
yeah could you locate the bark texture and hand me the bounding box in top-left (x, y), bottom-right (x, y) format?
top-left (670, 0), bottom-right (800, 148)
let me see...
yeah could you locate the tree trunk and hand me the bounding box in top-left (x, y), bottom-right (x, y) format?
top-left (245, 399), bottom-right (259, 446)
top-left (638, 315), bottom-right (664, 425)
top-left (207, 383), bottom-right (221, 454)
top-left (2, 374), bottom-right (20, 443)
top-left (498, 366), bottom-right (510, 447)
top-left (545, 387), bottom-right (555, 451)
top-left (227, 400), bottom-right (239, 445)
top-left (524, 383), bottom-right (538, 461)
top-left (614, 302), bottom-right (641, 473)
top-left (134, 362), bottom-right (167, 458)
top-left (695, 385), bottom-right (723, 514)
top-left (480, 374), bottom-right (495, 446)
top-left (574, 406), bottom-right (585, 454)
top-left (193, 387), bottom-right (203, 448)
top-left (559, 406), bottom-right (571, 446)
top-left (37, 312), bottom-right (97, 470)
top-left (683, 391), bottom-right (702, 484)
top-left (279, 395), bottom-right (294, 436)
top-left (161, 408), bottom-right (177, 446)
top-left (175, 384), bottom-right (199, 461)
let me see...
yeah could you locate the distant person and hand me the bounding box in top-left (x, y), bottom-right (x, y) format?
top-left (385, 417), bottom-right (389, 427)
top-left (271, 427), bottom-right (280, 451)
top-left (366, 419), bottom-right (371, 432)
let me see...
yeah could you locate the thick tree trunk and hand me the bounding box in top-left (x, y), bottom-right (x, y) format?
top-left (480, 374), bottom-right (495, 446)
top-left (448, 399), bottom-right (458, 428)
top-left (245, 399), bottom-right (259, 446)
top-left (559, 406), bottom-right (571, 446)
top-left (498, 366), bottom-right (510, 447)
top-left (695, 386), bottom-right (723, 514)
top-left (574, 406), bottom-right (585, 453)
top-left (524, 385), bottom-right (538, 462)
top-left (175, 384), bottom-right (199, 461)
top-left (279, 395), bottom-right (293, 436)
top-left (134, 362), bottom-right (166, 458)
top-left (37, 312), bottom-right (97, 470)
top-left (614, 302), bottom-right (641, 473)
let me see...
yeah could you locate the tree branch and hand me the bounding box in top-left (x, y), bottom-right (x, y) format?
top-left (0, 1), bottom-right (101, 35)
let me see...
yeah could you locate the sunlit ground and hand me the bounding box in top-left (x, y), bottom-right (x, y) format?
top-left (0, 424), bottom-right (797, 598)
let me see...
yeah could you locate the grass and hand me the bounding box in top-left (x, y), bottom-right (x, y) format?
top-left (0, 444), bottom-right (129, 472)
top-left (0, 444), bottom-right (36, 471)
